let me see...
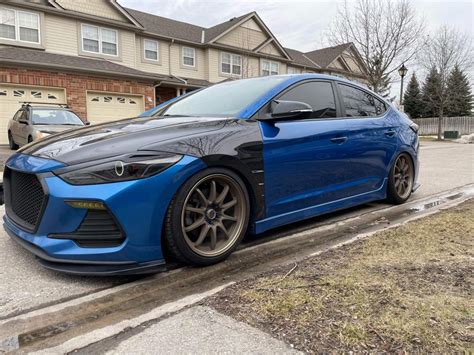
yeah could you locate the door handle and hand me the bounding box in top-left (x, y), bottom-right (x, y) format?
top-left (384, 129), bottom-right (396, 137)
top-left (330, 136), bottom-right (348, 144)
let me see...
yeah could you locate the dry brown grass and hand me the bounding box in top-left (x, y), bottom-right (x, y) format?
top-left (207, 201), bottom-right (474, 353)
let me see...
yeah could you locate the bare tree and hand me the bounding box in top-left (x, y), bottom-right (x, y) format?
top-left (418, 26), bottom-right (473, 140)
top-left (326, 0), bottom-right (424, 96)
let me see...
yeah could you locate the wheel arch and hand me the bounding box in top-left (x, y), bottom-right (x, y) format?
top-left (200, 154), bottom-right (265, 232)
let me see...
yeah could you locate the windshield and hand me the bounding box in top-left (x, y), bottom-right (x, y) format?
top-left (160, 76), bottom-right (288, 117)
top-left (32, 109), bottom-right (84, 125)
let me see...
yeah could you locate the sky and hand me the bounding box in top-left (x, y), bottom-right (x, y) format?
top-left (120, 0), bottom-right (473, 99)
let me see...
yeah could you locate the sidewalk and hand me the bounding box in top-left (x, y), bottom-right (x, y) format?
top-left (104, 306), bottom-right (299, 354)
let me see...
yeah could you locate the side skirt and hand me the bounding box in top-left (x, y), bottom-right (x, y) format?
top-left (254, 179), bottom-right (388, 234)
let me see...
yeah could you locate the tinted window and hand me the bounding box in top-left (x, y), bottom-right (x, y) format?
top-left (374, 97), bottom-right (387, 115)
top-left (279, 81), bottom-right (336, 118)
top-left (162, 76), bottom-right (288, 117)
top-left (339, 84), bottom-right (382, 117)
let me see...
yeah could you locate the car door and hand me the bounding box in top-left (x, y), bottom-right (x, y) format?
top-left (337, 83), bottom-right (399, 195)
top-left (259, 80), bottom-right (354, 219)
top-left (10, 109), bottom-right (24, 143)
top-left (17, 109), bottom-right (31, 146)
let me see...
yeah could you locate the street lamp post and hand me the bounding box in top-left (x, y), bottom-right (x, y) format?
top-left (398, 63), bottom-right (408, 106)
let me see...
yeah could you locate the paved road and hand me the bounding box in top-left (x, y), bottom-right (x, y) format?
top-left (0, 141), bottom-right (472, 318)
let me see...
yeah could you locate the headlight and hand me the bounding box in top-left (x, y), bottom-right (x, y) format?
top-left (56, 153), bottom-right (182, 185)
top-left (36, 131), bottom-right (50, 140)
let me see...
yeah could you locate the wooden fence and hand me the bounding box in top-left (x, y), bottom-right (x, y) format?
top-left (412, 116), bottom-right (473, 135)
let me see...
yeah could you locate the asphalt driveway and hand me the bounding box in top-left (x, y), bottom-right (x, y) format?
top-left (0, 141), bottom-right (472, 318)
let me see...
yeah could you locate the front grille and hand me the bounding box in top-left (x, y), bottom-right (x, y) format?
top-left (50, 209), bottom-right (125, 248)
top-left (4, 167), bottom-right (46, 232)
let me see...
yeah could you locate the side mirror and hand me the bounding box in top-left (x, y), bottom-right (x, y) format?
top-left (268, 100), bottom-right (313, 120)
top-left (85, 121), bottom-right (91, 126)
top-left (18, 119), bottom-right (29, 125)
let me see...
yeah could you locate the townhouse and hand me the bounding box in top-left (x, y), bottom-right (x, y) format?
top-left (0, 0), bottom-right (368, 144)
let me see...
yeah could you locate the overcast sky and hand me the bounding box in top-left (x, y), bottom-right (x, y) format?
top-left (120, 0), bottom-right (473, 99)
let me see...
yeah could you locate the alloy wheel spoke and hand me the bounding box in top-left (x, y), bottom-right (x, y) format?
top-left (222, 214), bottom-right (238, 222)
top-left (186, 206), bottom-right (206, 214)
top-left (217, 222), bottom-right (230, 239)
top-left (185, 217), bottom-right (205, 232)
top-left (195, 188), bottom-right (209, 205)
top-left (194, 224), bottom-right (210, 247)
top-left (394, 179), bottom-right (401, 188)
top-left (222, 199), bottom-right (237, 211)
top-left (210, 226), bottom-right (217, 250)
top-left (209, 180), bottom-right (217, 203)
top-left (216, 184), bottom-right (230, 205)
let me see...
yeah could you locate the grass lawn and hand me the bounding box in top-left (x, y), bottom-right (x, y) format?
top-left (206, 200), bottom-right (474, 353)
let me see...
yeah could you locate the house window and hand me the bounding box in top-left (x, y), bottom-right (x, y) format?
top-left (0, 8), bottom-right (40, 43)
top-left (144, 39), bottom-right (158, 61)
top-left (81, 24), bottom-right (118, 56)
top-left (262, 60), bottom-right (279, 76)
top-left (221, 52), bottom-right (242, 76)
top-left (182, 47), bottom-right (195, 67)
top-left (287, 66), bottom-right (299, 74)
top-left (13, 90), bottom-right (25, 97)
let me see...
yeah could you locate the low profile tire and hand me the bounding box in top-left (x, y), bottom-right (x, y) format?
top-left (386, 153), bottom-right (414, 204)
top-left (164, 168), bottom-right (250, 266)
top-left (8, 132), bottom-right (18, 150)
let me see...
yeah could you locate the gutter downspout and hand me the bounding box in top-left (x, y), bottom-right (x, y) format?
top-left (168, 39), bottom-right (188, 96)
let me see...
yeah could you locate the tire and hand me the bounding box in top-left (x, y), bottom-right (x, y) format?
top-left (386, 153), bottom-right (414, 205)
top-left (28, 136), bottom-right (33, 144)
top-left (164, 167), bottom-right (250, 266)
top-left (8, 132), bottom-right (18, 150)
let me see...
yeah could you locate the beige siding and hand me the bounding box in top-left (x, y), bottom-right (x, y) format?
top-left (240, 18), bottom-right (262, 32)
top-left (216, 25), bottom-right (268, 50)
top-left (135, 37), bottom-right (171, 76)
top-left (120, 31), bottom-right (137, 68)
top-left (169, 44), bottom-right (206, 80)
top-left (328, 58), bottom-right (346, 70)
top-left (207, 49), bottom-right (261, 82)
top-left (341, 50), bottom-right (364, 75)
top-left (259, 42), bottom-right (284, 58)
top-left (44, 14), bottom-right (78, 56)
top-left (55, 0), bottom-right (128, 22)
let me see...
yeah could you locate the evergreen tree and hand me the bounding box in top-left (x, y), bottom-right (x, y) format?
top-left (446, 65), bottom-right (473, 116)
top-left (421, 67), bottom-right (442, 117)
top-left (403, 73), bottom-right (424, 118)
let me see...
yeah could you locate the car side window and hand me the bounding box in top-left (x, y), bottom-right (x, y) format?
top-left (13, 110), bottom-right (23, 121)
top-left (279, 81), bottom-right (337, 119)
top-left (339, 84), bottom-right (382, 117)
top-left (18, 111), bottom-right (28, 122)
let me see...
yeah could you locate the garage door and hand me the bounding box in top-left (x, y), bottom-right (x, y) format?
top-left (86, 92), bottom-right (145, 124)
top-left (0, 85), bottom-right (66, 144)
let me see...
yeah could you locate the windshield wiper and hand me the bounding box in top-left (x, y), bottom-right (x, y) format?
top-left (162, 114), bottom-right (191, 117)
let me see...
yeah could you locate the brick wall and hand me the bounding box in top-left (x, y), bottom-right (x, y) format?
top-left (156, 86), bottom-right (177, 105)
top-left (0, 67), bottom-right (155, 121)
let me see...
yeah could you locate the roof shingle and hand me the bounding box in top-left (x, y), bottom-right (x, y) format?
top-left (126, 8), bottom-right (205, 43)
top-left (0, 47), bottom-right (161, 81)
top-left (304, 43), bottom-right (353, 68)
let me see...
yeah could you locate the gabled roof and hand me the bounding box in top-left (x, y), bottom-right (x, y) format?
top-left (284, 48), bottom-right (319, 68)
top-left (49, 0), bottom-right (144, 28)
top-left (125, 8), bottom-right (205, 43)
top-left (305, 43), bottom-right (353, 68)
top-left (204, 12), bottom-right (254, 43)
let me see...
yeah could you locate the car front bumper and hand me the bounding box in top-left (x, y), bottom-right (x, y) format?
top-left (3, 153), bottom-right (206, 275)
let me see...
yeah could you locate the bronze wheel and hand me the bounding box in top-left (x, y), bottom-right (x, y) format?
top-left (181, 174), bottom-right (246, 257)
top-left (164, 168), bottom-right (249, 265)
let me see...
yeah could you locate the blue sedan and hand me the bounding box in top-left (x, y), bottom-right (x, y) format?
top-left (3, 74), bottom-right (419, 275)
